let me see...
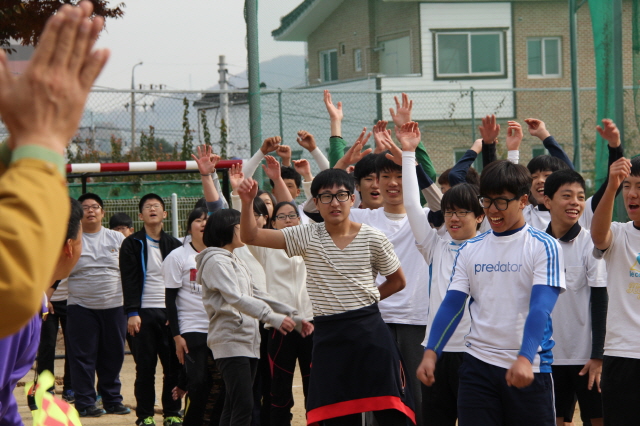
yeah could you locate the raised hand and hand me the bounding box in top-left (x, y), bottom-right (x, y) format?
top-left (237, 178), bottom-right (259, 204)
top-left (394, 121), bottom-right (421, 152)
top-left (191, 145), bottom-right (220, 175)
top-left (389, 93), bottom-right (413, 127)
top-left (382, 138), bottom-right (402, 167)
top-left (275, 145), bottom-right (292, 167)
top-left (608, 157), bottom-right (632, 190)
top-left (506, 121), bottom-right (523, 151)
top-left (479, 114), bottom-right (500, 143)
top-left (296, 130), bottom-right (317, 152)
top-left (293, 159), bottom-right (312, 181)
top-left (0, 1), bottom-right (109, 154)
top-left (373, 120), bottom-right (393, 154)
top-left (334, 128), bottom-right (372, 170)
top-left (471, 138), bottom-right (483, 154)
top-left (262, 155), bottom-right (282, 181)
top-left (323, 90), bottom-right (343, 121)
top-left (524, 118), bottom-right (551, 141)
top-left (228, 163), bottom-right (245, 192)
top-left (596, 119), bottom-right (621, 148)
top-left (260, 136), bottom-right (282, 155)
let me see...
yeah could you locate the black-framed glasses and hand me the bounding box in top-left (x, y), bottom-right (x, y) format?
top-left (318, 191), bottom-right (351, 204)
top-left (82, 204), bottom-right (101, 211)
top-left (478, 196), bottom-right (518, 211)
top-left (443, 210), bottom-right (473, 218)
top-left (275, 213), bottom-right (299, 221)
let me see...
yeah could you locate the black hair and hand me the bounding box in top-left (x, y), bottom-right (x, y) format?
top-left (631, 157), bottom-right (640, 177)
top-left (109, 212), bottom-right (133, 229)
top-left (257, 190), bottom-right (277, 210)
top-left (78, 192), bottom-right (104, 208)
top-left (480, 160), bottom-right (532, 198)
top-left (375, 151), bottom-right (402, 176)
top-left (269, 166), bottom-right (302, 189)
top-left (194, 197), bottom-right (207, 210)
top-left (67, 198), bottom-right (84, 241)
top-left (311, 168), bottom-right (355, 198)
top-left (253, 196), bottom-right (271, 228)
top-left (527, 155), bottom-right (570, 175)
top-left (185, 207), bottom-right (208, 240)
top-left (203, 209), bottom-right (240, 248)
top-left (441, 183), bottom-right (484, 219)
top-left (138, 193), bottom-right (165, 213)
top-left (438, 167), bottom-right (479, 187)
top-left (353, 154), bottom-right (379, 184)
top-left (544, 170), bottom-right (586, 199)
top-left (271, 201), bottom-right (299, 225)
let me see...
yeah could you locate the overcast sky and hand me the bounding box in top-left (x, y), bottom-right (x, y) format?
top-left (93, 0), bottom-right (305, 90)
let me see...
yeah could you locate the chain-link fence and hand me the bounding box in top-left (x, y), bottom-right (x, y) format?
top-left (101, 196), bottom-right (201, 238)
top-left (4, 87), bottom-right (635, 191)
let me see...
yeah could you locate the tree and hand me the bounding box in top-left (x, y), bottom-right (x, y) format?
top-left (181, 97), bottom-right (194, 161)
top-left (0, 1), bottom-right (124, 52)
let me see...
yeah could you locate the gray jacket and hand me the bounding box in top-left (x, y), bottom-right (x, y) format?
top-left (196, 247), bottom-right (302, 359)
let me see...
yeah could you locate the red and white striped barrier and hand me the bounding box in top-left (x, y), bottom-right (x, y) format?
top-left (66, 159), bottom-right (242, 174)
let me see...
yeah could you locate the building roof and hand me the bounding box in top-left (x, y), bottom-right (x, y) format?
top-left (271, 0), bottom-right (344, 41)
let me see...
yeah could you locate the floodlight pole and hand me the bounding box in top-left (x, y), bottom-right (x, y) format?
top-left (131, 61), bottom-right (143, 151)
top-left (569, 0), bottom-right (581, 172)
top-left (246, 0), bottom-right (262, 162)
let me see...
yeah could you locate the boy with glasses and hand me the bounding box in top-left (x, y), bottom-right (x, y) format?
top-left (66, 193), bottom-right (129, 417)
top-left (120, 193), bottom-right (183, 426)
top-left (422, 160), bottom-right (565, 426)
top-left (238, 169), bottom-right (414, 425)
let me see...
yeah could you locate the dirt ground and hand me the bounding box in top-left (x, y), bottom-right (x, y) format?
top-left (12, 333), bottom-right (586, 426)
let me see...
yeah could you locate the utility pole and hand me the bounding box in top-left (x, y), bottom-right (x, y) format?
top-left (569, 0), bottom-right (582, 172)
top-left (219, 55), bottom-right (230, 135)
top-left (131, 61), bottom-right (143, 152)
top-left (245, 0), bottom-right (262, 160)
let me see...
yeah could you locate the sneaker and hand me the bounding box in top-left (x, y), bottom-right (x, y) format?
top-left (137, 417), bottom-right (156, 425)
top-left (96, 394), bottom-right (103, 409)
top-left (62, 390), bottom-right (75, 404)
top-left (104, 403), bottom-right (131, 415)
top-left (163, 417), bottom-right (183, 426)
top-left (77, 405), bottom-right (106, 417)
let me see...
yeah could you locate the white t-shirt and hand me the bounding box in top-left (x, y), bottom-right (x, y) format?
top-left (162, 243), bottom-right (209, 334)
top-left (449, 224), bottom-right (566, 372)
top-left (550, 225), bottom-right (607, 365)
top-left (51, 278), bottom-right (68, 302)
top-left (234, 245), bottom-right (267, 293)
top-left (68, 227), bottom-right (125, 309)
top-left (416, 227), bottom-right (471, 353)
top-left (594, 221), bottom-right (640, 359)
top-left (524, 204), bottom-right (591, 231)
top-left (141, 236), bottom-right (166, 308)
top-left (350, 208), bottom-right (431, 325)
top-left (281, 222), bottom-right (401, 316)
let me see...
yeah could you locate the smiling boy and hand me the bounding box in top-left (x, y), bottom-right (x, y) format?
top-left (591, 156), bottom-right (640, 424)
top-left (543, 170), bottom-right (607, 426)
top-left (238, 169), bottom-right (414, 425)
top-left (422, 160), bottom-right (565, 426)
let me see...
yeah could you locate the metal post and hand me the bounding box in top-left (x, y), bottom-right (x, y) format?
top-left (246, 0), bottom-right (262, 160)
top-left (131, 62), bottom-right (143, 151)
top-left (171, 193), bottom-right (179, 239)
top-left (219, 55), bottom-right (230, 136)
top-left (278, 89), bottom-right (284, 141)
top-left (570, 0), bottom-right (582, 172)
top-left (81, 175), bottom-right (87, 194)
top-left (470, 87), bottom-right (476, 143)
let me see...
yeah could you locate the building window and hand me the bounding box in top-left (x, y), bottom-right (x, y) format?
top-left (354, 49), bottom-right (362, 72)
top-left (527, 37), bottom-right (561, 78)
top-left (435, 30), bottom-right (506, 79)
top-left (454, 149), bottom-right (483, 173)
top-left (320, 49), bottom-right (338, 82)
top-left (378, 36), bottom-right (411, 76)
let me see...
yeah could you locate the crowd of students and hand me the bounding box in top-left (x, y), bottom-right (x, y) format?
top-left (0, 4), bottom-right (638, 426)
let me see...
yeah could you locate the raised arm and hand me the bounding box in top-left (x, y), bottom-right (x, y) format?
top-left (333, 128), bottom-right (372, 170)
top-left (525, 118), bottom-right (573, 169)
top-left (275, 144), bottom-right (292, 167)
top-left (479, 114), bottom-right (500, 167)
top-left (238, 178), bottom-right (287, 249)
top-left (324, 90), bottom-right (346, 166)
top-left (449, 139), bottom-right (482, 187)
top-left (263, 155), bottom-right (292, 203)
top-left (243, 136), bottom-right (282, 178)
top-left (191, 145), bottom-right (222, 211)
top-left (591, 119), bottom-right (624, 212)
top-left (591, 157), bottom-right (631, 250)
top-left (505, 120), bottom-right (523, 164)
top-left (297, 130), bottom-right (330, 171)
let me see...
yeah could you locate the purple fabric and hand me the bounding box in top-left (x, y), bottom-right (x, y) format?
top-left (0, 312), bottom-right (42, 426)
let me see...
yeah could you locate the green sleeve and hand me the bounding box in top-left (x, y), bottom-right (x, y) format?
top-left (328, 136), bottom-right (347, 168)
top-left (415, 141), bottom-right (437, 182)
top-left (12, 145), bottom-right (66, 176)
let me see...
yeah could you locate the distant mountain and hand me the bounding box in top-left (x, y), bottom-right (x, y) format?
top-left (224, 55), bottom-right (306, 90)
